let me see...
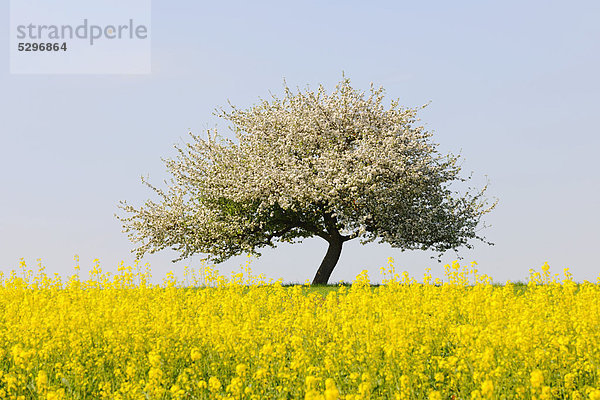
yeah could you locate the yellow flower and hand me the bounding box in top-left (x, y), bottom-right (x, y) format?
top-left (590, 389), bottom-right (600, 400)
top-left (148, 367), bottom-right (162, 381)
top-left (530, 369), bottom-right (544, 388)
top-left (305, 389), bottom-right (324, 400)
top-left (170, 384), bottom-right (185, 397)
top-left (306, 375), bottom-right (319, 390)
top-left (564, 373), bottom-right (576, 389)
top-left (148, 352), bottom-right (161, 367)
top-left (190, 347), bottom-right (202, 361)
top-left (325, 378), bottom-right (340, 400)
top-left (429, 390), bottom-right (442, 400)
top-left (36, 370), bottom-right (48, 391)
top-left (481, 379), bottom-right (494, 398)
top-left (3, 259), bottom-right (600, 400)
top-left (46, 389), bottom-right (65, 400)
top-left (540, 386), bottom-right (551, 400)
top-left (253, 368), bottom-right (267, 380)
top-left (235, 363), bottom-right (248, 377)
top-left (208, 376), bottom-right (221, 393)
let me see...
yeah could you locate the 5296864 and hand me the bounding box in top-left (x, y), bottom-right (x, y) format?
top-left (18, 42), bottom-right (67, 52)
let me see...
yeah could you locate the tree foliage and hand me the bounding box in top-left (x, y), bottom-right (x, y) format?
top-left (118, 78), bottom-right (495, 284)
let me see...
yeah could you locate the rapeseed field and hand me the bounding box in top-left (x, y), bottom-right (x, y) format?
top-left (1, 258), bottom-right (599, 400)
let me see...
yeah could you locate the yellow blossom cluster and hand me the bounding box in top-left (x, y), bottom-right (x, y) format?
top-left (0, 257), bottom-right (599, 399)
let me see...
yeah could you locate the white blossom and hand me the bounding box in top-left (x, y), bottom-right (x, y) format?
top-left (118, 77), bottom-right (496, 283)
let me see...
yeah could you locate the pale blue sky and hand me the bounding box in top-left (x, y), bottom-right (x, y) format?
top-left (1, 1), bottom-right (599, 284)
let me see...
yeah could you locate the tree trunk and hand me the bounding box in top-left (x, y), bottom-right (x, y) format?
top-left (312, 236), bottom-right (344, 285)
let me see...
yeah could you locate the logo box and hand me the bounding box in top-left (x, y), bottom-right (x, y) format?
top-left (10, 0), bottom-right (151, 74)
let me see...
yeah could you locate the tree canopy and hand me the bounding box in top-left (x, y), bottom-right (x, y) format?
top-left (118, 78), bottom-right (495, 284)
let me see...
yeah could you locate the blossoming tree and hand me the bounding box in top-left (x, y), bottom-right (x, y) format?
top-left (119, 78), bottom-right (495, 284)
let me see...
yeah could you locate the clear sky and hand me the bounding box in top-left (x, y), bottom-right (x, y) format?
top-left (1, 0), bottom-right (599, 284)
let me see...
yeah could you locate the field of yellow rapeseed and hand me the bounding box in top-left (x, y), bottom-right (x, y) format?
top-left (1, 258), bottom-right (599, 400)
